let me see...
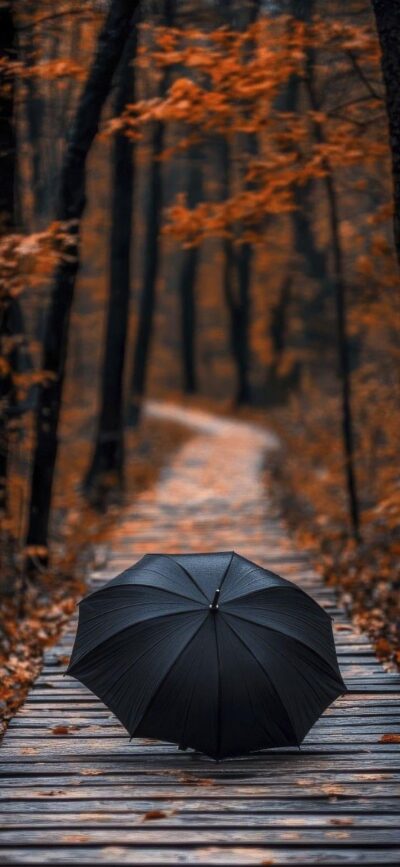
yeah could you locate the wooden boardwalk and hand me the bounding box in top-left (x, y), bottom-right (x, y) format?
top-left (1, 402), bottom-right (400, 865)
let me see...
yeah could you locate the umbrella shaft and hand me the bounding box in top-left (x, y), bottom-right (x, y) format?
top-left (211, 588), bottom-right (220, 610)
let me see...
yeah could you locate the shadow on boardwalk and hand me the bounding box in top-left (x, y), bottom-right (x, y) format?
top-left (1, 402), bottom-right (400, 865)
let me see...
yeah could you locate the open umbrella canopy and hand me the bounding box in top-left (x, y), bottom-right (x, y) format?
top-left (67, 551), bottom-right (346, 759)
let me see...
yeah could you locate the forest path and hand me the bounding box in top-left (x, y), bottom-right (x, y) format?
top-left (1, 401), bottom-right (400, 865)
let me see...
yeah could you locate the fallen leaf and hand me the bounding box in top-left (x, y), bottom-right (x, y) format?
top-left (142, 810), bottom-right (167, 821)
top-left (52, 725), bottom-right (71, 735)
top-left (80, 769), bottom-right (103, 776)
top-left (331, 818), bottom-right (354, 826)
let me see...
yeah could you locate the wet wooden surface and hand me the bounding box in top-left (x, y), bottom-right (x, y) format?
top-left (1, 402), bottom-right (400, 865)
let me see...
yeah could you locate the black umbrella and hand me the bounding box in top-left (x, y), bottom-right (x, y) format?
top-left (67, 551), bottom-right (346, 759)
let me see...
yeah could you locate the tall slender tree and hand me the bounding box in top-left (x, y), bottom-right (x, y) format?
top-left (22, 2), bottom-right (45, 228)
top-left (218, 0), bottom-right (261, 406)
top-left (0, 0), bottom-right (17, 528)
top-left (84, 24), bottom-right (140, 506)
top-left (278, 0), bottom-right (332, 360)
top-left (177, 144), bottom-right (202, 395)
top-left (0, 1), bottom-right (16, 235)
top-left (305, 62), bottom-right (361, 543)
top-left (126, 0), bottom-right (175, 426)
top-left (25, 0), bottom-right (141, 563)
top-left (220, 152), bottom-right (252, 407)
top-left (371, 1), bottom-right (400, 268)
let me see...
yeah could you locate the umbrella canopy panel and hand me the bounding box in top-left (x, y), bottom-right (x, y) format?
top-left (68, 552), bottom-right (346, 759)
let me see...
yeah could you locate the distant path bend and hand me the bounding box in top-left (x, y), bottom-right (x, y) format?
top-left (1, 400), bottom-right (400, 866)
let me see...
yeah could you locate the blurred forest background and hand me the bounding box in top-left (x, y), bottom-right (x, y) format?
top-left (0, 0), bottom-right (399, 727)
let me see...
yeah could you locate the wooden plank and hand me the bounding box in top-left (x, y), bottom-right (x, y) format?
top-left (0, 845), bottom-right (400, 864)
top-left (1, 827), bottom-right (400, 845)
top-left (1, 814), bottom-right (400, 829)
top-left (1, 783), bottom-right (400, 798)
top-left (1, 798), bottom-right (400, 815)
top-left (2, 756), bottom-right (400, 773)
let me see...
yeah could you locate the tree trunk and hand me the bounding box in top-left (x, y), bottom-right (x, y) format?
top-left (281, 5), bottom-right (333, 351)
top-left (371, 1), bottom-right (400, 267)
top-left (178, 145), bottom-right (202, 394)
top-left (0, 1), bottom-right (16, 235)
top-left (84, 26), bottom-right (139, 507)
top-left (218, 0), bottom-right (260, 406)
top-left (126, 120), bottom-right (163, 426)
top-left (22, 2), bottom-right (46, 228)
top-left (0, 0), bottom-right (17, 530)
top-left (220, 141), bottom-right (252, 407)
top-left (25, 0), bottom-right (141, 562)
top-left (325, 172), bottom-right (361, 543)
top-left (126, 0), bottom-right (175, 426)
top-left (304, 78), bottom-right (361, 543)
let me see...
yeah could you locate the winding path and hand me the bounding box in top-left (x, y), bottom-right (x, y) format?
top-left (1, 402), bottom-right (400, 865)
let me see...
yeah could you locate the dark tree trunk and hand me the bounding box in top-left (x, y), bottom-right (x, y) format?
top-left (0, 0), bottom-right (17, 527)
top-left (178, 145), bottom-right (202, 394)
top-left (23, 2), bottom-right (46, 227)
top-left (220, 142), bottom-right (252, 407)
top-left (371, 1), bottom-right (400, 267)
top-left (0, 1), bottom-right (16, 235)
top-left (325, 173), bottom-right (361, 543)
top-left (288, 2), bottom-right (330, 298)
top-left (126, 119), bottom-right (163, 426)
top-left (304, 79), bottom-right (361, 543)
top-left (25, 0), bottom-right (141, 562)
top-left (126, 0), bottom-right (175, 426)
top-left (233, 241), bottom-right (252, 405)
top-left (218, 0), bottom-right (260, 406)
top-left (84, 26), bottom-right (139, 507)
top-left (281, 0), bottom-right (361, 541)
top-left (265, 276), bottom-right (301, 406)
top-left (280, 10), bottom-right (333, 350)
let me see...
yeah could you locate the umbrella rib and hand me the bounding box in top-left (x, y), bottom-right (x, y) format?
top-left (217, 550), bottom-right (235, 595)
top-left (225, 610), bottom-right (345, 710)
top-left (80, 591), bottom-right (206, 621)
top-left (223, 582), bottom-right (333, 615)
top-left (223, 607), bottom-right (343, 683)
top-left (240, 660), bottom-right (293, 751)
top-left (178, 632), bottom-right (206, 751)
top-left (85, 568), bottom-right (206, 606)
top-left (220, 614), bottom-right (301, 747)
top-left (130, 612), bottom-right (209, 739)
top-left (213, 615), bottom-right (222, 760)
top-left (163, 555), bottom-right (210, 603)
top-left (68, 608), bottom-right (206, 671)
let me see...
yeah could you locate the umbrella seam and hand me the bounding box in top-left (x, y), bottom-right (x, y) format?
top-left (217, 550), bottom-right (235, 596)
top-left (163, 554), bottom-right (210, 603)
top-left (69, 612), bottom-right (208, 733)
top-left (79, 595), bottom-right (206, 622)
top-left (130, 612), bottom-right (209, 739)
top-left (240, 655), bottom-right (298, 753)
top-left (224, 611), bottom-right (345, 731)
top-left (222, 580), bottom-right (331, 614)
top-left (222, 606), bottom-right (343, 682)
top-left (178, 624), bottom-right (209, 752)
top-left (213, 614), bottom-right (222, 761)
top-left (220, 613), bottom-right (300, 748)
top-left (219, 565), bottom-right (271, 600)
top-left (67, 608), bottom-right (207, 671)
top-left (81, 568), bottom-right (207, 606)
